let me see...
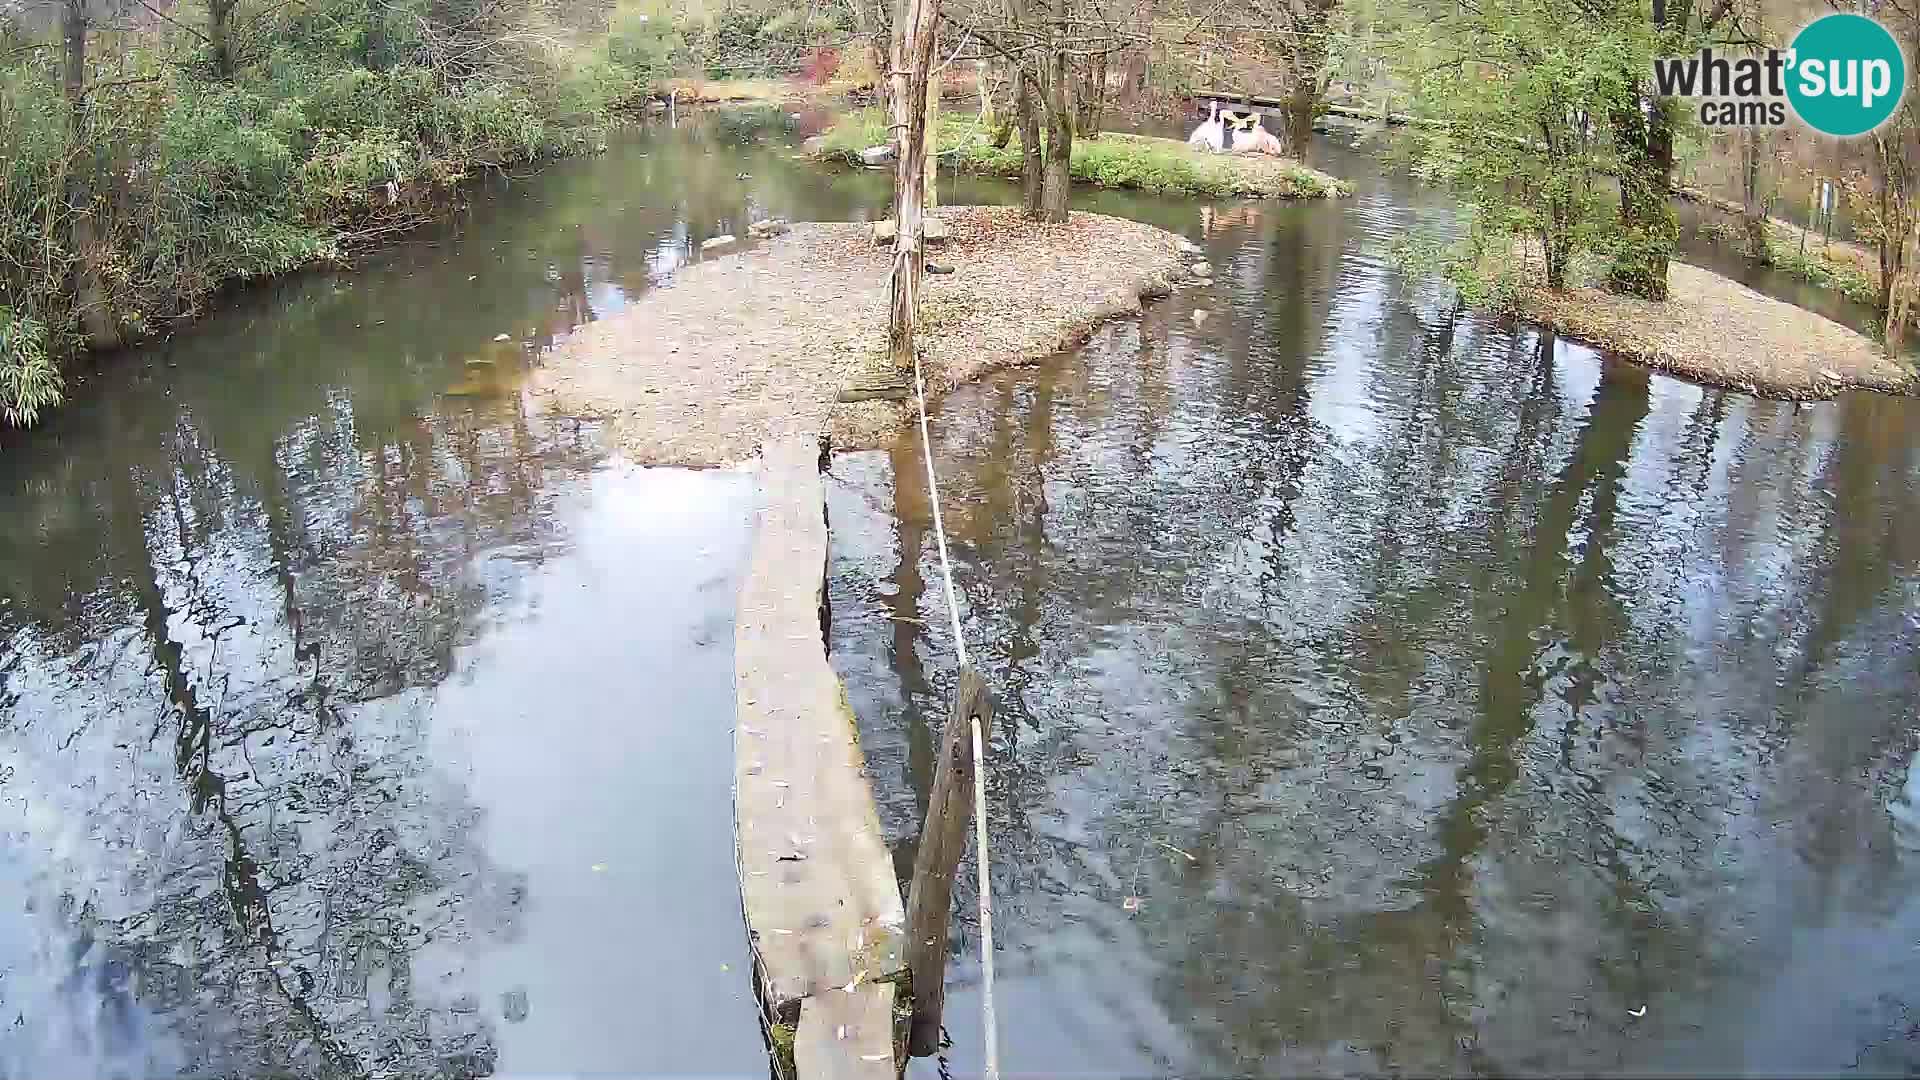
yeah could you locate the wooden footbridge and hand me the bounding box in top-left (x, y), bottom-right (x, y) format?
top-left (731, 433), bottom-right (999, 1079)
top-left (734, 437), bottom-right (905, 1078)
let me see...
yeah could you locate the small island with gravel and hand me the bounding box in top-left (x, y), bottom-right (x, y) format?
top-left (1491, 250), bottom-right (1916, 400)
top-left (532, 207), bottom-right (1195, 465)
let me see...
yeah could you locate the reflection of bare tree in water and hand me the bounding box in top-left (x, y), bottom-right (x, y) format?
top-left (1, 385), bottom-right (597, 1078)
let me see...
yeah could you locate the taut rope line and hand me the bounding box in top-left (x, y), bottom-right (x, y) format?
top-left (911, 350), bottom-right (1000, 1080)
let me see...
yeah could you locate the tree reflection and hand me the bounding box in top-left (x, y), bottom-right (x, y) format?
top-left (835, 189), bottom-right (1920, 1074)
top-left (1, 311), bottom-right (598, 1076)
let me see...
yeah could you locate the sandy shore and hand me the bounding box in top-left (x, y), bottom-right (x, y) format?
top-left (1503, 252), bottom-right (1915, 399)
top-left (532, 207), bottom-right (1185, 465)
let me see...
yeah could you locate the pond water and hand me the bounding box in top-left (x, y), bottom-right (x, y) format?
top-left (2, 108), bottom-right (1916, 1077)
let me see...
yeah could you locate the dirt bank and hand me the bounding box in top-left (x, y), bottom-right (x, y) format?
top-left (532, 207), bottom-right (1186, 465)
top-left (1504, 252), bottom-right (1915, 399)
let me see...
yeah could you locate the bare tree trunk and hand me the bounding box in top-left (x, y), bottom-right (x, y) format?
top-left (63, 0), bottom-right (120, 352)
top-left (1075, 53), bottom-right (1107, 136)
top-left (1015, 67), bottom-right (1043, 218)
top-left (1740, 129), bottom-right (1771, 264)
top-left (1039, 48), bottom-right (1072, 222)
top-left (985, 61), bottom-right (1014, 147)
top-left (886, 0), bottom-right (941, 369)
top-left (1888, 221), bottom-right (1916, 351)
top-left (887, 5), bottom-right (910, 159)
top-left (1878, 127), bottom-right (1917, 348)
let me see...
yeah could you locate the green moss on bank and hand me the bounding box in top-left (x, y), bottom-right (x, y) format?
top-left (810, 110), bottom-right (1349, 200)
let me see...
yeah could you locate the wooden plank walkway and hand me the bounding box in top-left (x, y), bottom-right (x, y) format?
top-left (734, 436), bottom-right (906, 1076)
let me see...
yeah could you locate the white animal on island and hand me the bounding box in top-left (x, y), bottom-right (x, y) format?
top-left (1230, 112), bottom-right (1286, 156)
top-left (1187, 101), bottom-right (1225, 153)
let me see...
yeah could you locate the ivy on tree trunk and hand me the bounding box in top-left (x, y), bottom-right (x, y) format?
top-left (1608, 95), bottom-right (1677, 301)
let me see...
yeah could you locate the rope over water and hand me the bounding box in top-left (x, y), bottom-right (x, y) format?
top-left (912, 349), bottom-right (1000, 1080)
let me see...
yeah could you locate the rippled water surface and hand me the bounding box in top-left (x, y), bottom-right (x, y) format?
top-left (3, 109), bottom-right (1917, 1077)
top-left (827, 143), bottom-right (1920, 1077)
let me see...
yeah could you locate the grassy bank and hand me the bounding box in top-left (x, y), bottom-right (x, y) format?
top-left (0, 0), bottom-right (886, 428)
top-left (0, 0), bottom-right (700, 425)
top-left (1763, 227), bottom-right (1883, 308)
top-left (1672, 186), bottom-right (1893, 316)
top-left (809, 109), bottom-right (1349, 200)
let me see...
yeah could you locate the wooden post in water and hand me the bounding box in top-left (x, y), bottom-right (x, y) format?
top-left (904, 664), bottom-right (993, 1057)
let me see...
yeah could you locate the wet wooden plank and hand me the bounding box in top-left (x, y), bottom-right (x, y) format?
top-left (734, 437), bottom-right (906, 1034)
top-left (795, 982), bottom-right (897, 1080)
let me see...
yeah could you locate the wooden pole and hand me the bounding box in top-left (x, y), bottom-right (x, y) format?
top-left (904, 664), bottom-right (993, 1057)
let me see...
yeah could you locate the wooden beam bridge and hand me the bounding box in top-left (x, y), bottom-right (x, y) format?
top-left (734, 436), bottom-right (906, 1079)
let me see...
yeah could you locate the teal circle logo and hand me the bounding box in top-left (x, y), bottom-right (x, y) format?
top-left (1787, 13), bottom-right (1906, 136)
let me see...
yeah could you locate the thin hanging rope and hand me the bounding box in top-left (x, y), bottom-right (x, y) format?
top-left (915, 352), bottom-right (969, 669)
top-left (912, 349), bottom-right (999, 1080)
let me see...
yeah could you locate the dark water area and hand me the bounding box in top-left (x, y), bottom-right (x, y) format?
top-left (2, 107), bottom-right (1917, 1077)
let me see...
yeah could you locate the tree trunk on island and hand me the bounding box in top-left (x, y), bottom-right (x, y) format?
top-left (1039, 48), bottom-right (1073, 222)
top-left (1740, 129), bottom-right (1771, 265)
top-left (1075, 53), bottom-right (1107, 136)
top-left (1274, 0), bottom-right (1334, 161)
top-left (886, 0), bottom-right (941, 370)
top-left (1608, 93), bottom-right (1677, 300)
top-left (1889, 222), bottom-right (1917, 352)
top-left (1015, 68), bottom-right (1043, 218)
top-left (987, 71), bottom-right (1014, 148)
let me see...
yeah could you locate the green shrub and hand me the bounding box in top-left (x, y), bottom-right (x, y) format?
top-left (0, 0), bottom-right (676, 427)
top-left (0, 309), bottom-right (59, 427)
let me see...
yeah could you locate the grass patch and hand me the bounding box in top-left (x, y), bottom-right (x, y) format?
top-left (810, 109), bottom-right (1348, 199)
top-left (1767, 239), bottom-right (1881, 308)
